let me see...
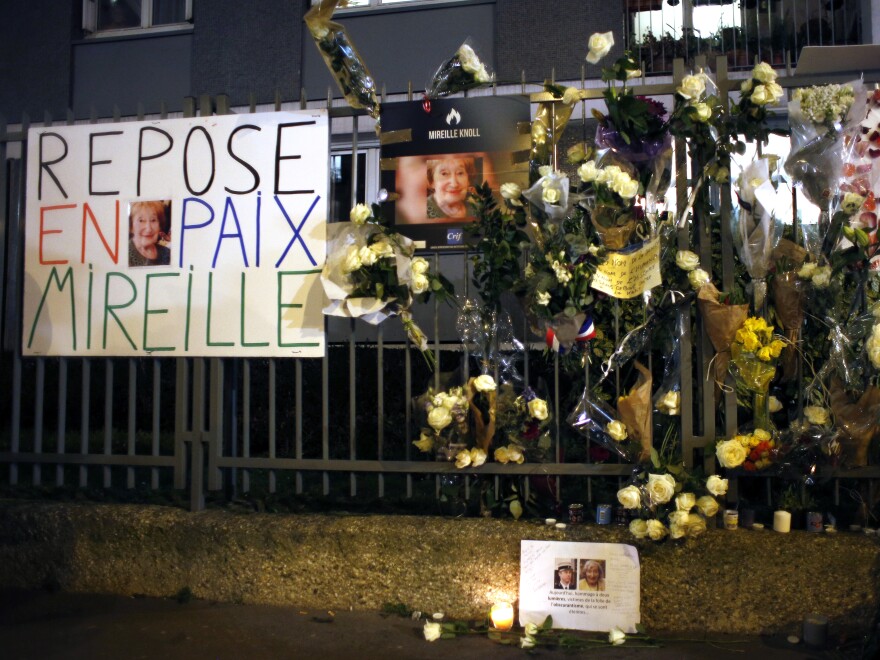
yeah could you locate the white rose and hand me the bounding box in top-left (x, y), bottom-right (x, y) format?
top-left (616, 177), bottom-right (640, 199)
top-left (646, 519), bottom-right (668, 541)
top-left (411, 256), bottom-right (429, 275)
top-left (696, 495), bottom-right (719, 518)
top-left (675, 492), bottom-right (696, 512)
top-left (586, 31), bottom-right (615, 64)
top-left (473, 374), bottom-right (496, 392)
top-left (768, 396), bottom-right (782, 413)
top-left (528, 398), bottom-right (549, 421)
top-left (567, 142), bottom-right (587, 163)
top-left (520, 636), bottom-right (536, 649)
top-left (706, 475), bottom-right (728, 496)
top-left (617, 485), bottom-right (642, 510)
top-left (457, 44), bottom-right (481, 74)
top-left (688, 268), bottom-right (711, 290)
top-left (804, 406), bottom-right (830, 426)
top-left (578, 160), bottom-right (599, 183)
top-left (677, 73), bottom-right (706, 101)
top-left (686, 513), bottom-right (707, 537)
top-left (606, 420), bottom-right (628, 442)
top-left (524, 623), bottom-right (540, 637)
top-left (693, 102), bottom-right (712, 122)
top-left (811, 267), bottom-right (831, 288)
top-left (538, 165), bottom-right (553, 178)
top-left (765, 81), bottom-right (784, 104)
top-left (500, 182), bottom-right (523, 206)
top-left (741, 79), bottom-right (753, 94)
top-left (716, 438), bottom-right (747, 469)
top-left (752, 62), bottom-right (777, 83)
top-left (668, 510), bottom-right (689, 528)
top-left (675, 250), bottom-right (700, 272)
top-left (349, 203), bottom-right (371, 225)
top-left (608, 627), bottom-right (626, 645)
top-left (424, 621), bottom-right (442, 642)
top-left (506, 445), bottom-right (525, 464)
top-left (427, 406), bottom-right (452, 432)
top-left (629, 518), bottom-right (648, 539)
top-left (657, 390), bottom-right (680, 415)
top-left (542, 185), bottom-right (562, 205)
top-left (536, 291), bottom-right (551, 306)
top-left (610, 170), bottom-right (633, 195)
top-left (469, 448), bottom-right (487, 467)
top-left (562, 86), bottom-right (581, 105)
top-left (494, 446), bottom-right (510, 464)
top-left (412, 273), bottom-right (430, 294)
top-left (358, 245), bottom-right (378, 267)
top-left (750, 84), bottom-right (771, 106)
top-left (646, 473), bottom-right (676, 505)
top-left (669, 521), bottom-right (687, 539)
top-left (454, 449), bottom-right (472, 469)
top-left (412, 432), bottom-right (434, 453)
top-left (309, 23), bottom-right (330, 40)
top-left (342, 245), bottom-right (362, 273)
top-left (474, 64), bottom-right (492, 83)
top-left (370, 240), bottom-right (394, 259)
top-left (626, 68), bottom-right (642, 80)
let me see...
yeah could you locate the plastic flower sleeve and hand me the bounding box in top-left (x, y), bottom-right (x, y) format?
top-left (305, 0), bottom-right (380, 121)
top-left (455, 299), bottom-right (523, 383)
top-left (784, 81), bottom-right (866, 210)
top-left (425, 39), bottom-right (494, 99)
top-left (567, 387), bottom-right (640, 462)
top-left (653, 313), bottom-right (685, 415)
top-left (530, 100), bottom-right (574, 172)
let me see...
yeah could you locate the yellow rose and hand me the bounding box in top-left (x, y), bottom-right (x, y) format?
top-left (370, 240), bottom-right (394, 259)
top-left (646, 473), bottom-right (676, 506)
top-left (427, 406), bottom-right (452, 432)
top-left (412, 432), bottom-right (434, 453)
top-left (629, 519), bottom-right (648, 539)
top-left (769, 396), bottom-right (782, 413)
top-left (769, 340), bottom-right (785, 358)
top-left (494, 446), bottom-right (510, 464)
top-left (686, 513), bottom-right (707, 537)
top-left (804, 406), bottom-right (831, 427)
top-left (473, 374), bottom-right (496, 392)
top-left (454, 449), bottom-right (472, 469)
top-left (617, 484), bottom-right (642, 510)
top-left (349, 203), bottom-right (372, 225)
top-left (506, 445), bottom-right (525, 464)
top-left (716, 438), bottom-right (747, 469)
top-left (677, 73), bottom-right (707, 101)
top-left (752, 428), bottom-right (771, 442)
top-left (741, 332), bottom-right (761, 353)
top-left (527, 397), bottom-right (549, 421)
top-left (657, 390), bottom-right (681, 415)
top-left (668, 510), bottom-right (689, 528)
top-left (752, 62), bottom-right (777, 83)
top-left (798, 262), bottom-right (817, 279)
top-left (469, 448), bottom-right (487, 467)
top-left (341, 245), bottom-right (362, 273)
top-left (669, 521), bottom-right (687, 539)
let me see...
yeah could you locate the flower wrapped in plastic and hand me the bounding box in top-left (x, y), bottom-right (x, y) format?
top-left (733, 156), bottom-right (785, 310)
top-left (412, 384), bottom-right (471, 462)
top-left (522, 167), bottom-right (572, 224)
top-left (425, 39), bottom-right (494, 100)
top-left (729, 316), bottom-right (785, 432)
top-left (493, 383), bottom-right (553, 465)
top-left (567, 387), bottom-right (640, 463)
top-left (321, 204), bottom-right (453, 366)
top-left (730, 62), bottom-right (785, 146)
top-left (456, 299), bottom-right (524, 384)
top-left (304, 0), bottom-right (380, 121)
top-left (784, 81), bottom-right (865, 213)
top-left (694, 282), bottom-right (749, 393)
top-left (770, 239), bottom-right (809, 381)
top-left (616, 361), bottom-right (653, 462)
top-left (577, 156), bottom-right (643, 250)
top-left (716, 429), bottom-right (778, 472)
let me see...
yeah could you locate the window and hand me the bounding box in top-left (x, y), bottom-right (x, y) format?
top-left (83, 0), bottom-right (192, 35)
top-left (311, 0), bottom-right (469, 10)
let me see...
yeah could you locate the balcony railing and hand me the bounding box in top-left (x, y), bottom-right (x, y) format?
top-left (624, 0), bottom-right (864, 74)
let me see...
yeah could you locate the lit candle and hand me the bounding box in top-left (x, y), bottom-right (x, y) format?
top-left (490, 601), bottom-right (515, 631)
top-left (773, 510), bottom-right (791, 533)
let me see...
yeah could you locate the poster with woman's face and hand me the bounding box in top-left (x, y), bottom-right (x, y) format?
top-left (380, 96), bottom-right (530, 249)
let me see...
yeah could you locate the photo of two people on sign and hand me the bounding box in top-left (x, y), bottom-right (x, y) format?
top-left (128, 200), bottom-right (172, 267)
top-left (554, 558), bottom-right (606, 592)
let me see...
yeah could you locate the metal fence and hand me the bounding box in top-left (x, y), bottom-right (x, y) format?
top-left (2, 59), bottom-right (880, 516)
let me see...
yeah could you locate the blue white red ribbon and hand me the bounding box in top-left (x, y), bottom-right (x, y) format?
top-left (545, 315), bottom-right (596, 353)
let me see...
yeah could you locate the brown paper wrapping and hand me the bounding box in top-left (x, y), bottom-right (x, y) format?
top-left (771, 271), bottom-right (805, 381)
top-left (829, 378), bottom-right (880, 467)
top-left (696, 283), bottom-right (749, 391)
top-left (592, 218), bottom-right (637, 251)
top-left (467, 378), bottom-right (497, 453)
top-left (617, 361), bottom-right (653, 462)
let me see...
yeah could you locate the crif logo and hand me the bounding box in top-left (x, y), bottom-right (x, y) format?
top-left (446, 108), bottom-right (462, 126)
top-left (447, 228), bottom-right (464, 245)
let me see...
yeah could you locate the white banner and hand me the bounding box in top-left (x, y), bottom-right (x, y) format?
top-left (23, 111), bottom-right (328, 357)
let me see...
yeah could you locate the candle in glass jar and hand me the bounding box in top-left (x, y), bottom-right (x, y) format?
top-left (773, 510), bottom-right (791, 533)
top-left (490, 601), bottom-right (514, 631)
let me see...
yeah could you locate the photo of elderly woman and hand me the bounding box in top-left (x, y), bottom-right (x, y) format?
top-left (425, 155), bottom-right (478, 219)
top-left (577, 559), bottom-right (606, 592)
top-left (128, 200), bottom-right (172, 267)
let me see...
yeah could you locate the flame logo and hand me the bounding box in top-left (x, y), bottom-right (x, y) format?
top-left (445, 108), bottom-right (461, 125)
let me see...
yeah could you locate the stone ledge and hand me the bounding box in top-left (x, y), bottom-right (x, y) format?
top-left (0, 501), bottom-right (878, 634)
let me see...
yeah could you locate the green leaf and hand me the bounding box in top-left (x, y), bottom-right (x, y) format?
top-left (541, 615), bottom-right (553, 631)
top-left (650, 448), bottom-right (661, 469)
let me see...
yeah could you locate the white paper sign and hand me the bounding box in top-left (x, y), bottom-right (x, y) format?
top-left (519, 540), bottom-right (640, 632)
top-left (23, 110), bottom-right (329, 357)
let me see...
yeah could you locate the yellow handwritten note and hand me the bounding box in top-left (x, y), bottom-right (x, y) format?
top-left (591, 239), bottom-right (661, 299)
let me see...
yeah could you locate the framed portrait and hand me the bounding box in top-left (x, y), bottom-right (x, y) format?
top-left (379, 95), bottom-right (531, 249)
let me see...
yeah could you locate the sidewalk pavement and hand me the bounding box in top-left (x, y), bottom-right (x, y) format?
top-left (0, 588), bottom-right (865, 659)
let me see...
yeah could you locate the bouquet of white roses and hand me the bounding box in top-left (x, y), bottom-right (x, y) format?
top-left (577, 157), bottom-right (643, 250)
top-left (412, 384), bottom-right (473, 463)
top-left (493, 383), bottom-right (553, 465)
top-left (321, 203), bottom-right (453, 365)
top-left (425, 39), bottom-right (493, 99)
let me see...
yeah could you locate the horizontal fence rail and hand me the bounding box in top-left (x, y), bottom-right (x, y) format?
top-left (2, 57), bottom-right (880, 516)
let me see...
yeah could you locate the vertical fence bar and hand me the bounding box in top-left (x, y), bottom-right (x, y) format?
top-left (295, 359), bottom-right (303, 494)
top-left (33, 360), bottom-right (44, 485)
top-left (80, 359), bottom-right (90, 487)
top-left (152, 361), bottom-right (161, 489)
top-left (56, 358), bottom-right (67, 485)
top-left (103, 359), bottom-right (113, 488)
top-left (349, 318), bottom-right (357, 496)
top-left (243, 359), bottom-right (251, 493)
top-left (269, 358), bottom-right (277, 493)
top-left (377, 322), bottom-right (385, 497)
top-left (10, 355), bottom-right (21, 485)
top-left (127, 358), bottom-right (136, 488)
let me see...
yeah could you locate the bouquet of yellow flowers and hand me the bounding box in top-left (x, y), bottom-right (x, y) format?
top-left (730, 316), bottom-right (785, 431)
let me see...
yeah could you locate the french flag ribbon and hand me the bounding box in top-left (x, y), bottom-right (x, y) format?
top-left (545, 315), bottom-right (596, 353)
